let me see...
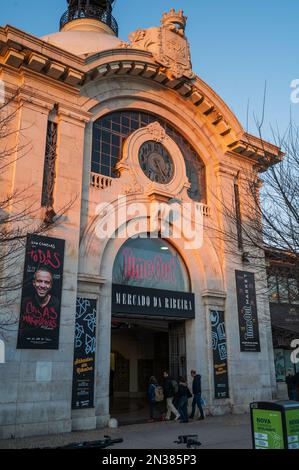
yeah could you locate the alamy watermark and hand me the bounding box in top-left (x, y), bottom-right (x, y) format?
top-left (291, 339), bottom-right (299, 365)
top-left (0, 339), bottom-right (5, 364)
top-left (0, 79), bottom-right (4, 105)
top-left (94, 196), bottom-right (204, 249)
top-left (290, 79), bottom-right (299, 103)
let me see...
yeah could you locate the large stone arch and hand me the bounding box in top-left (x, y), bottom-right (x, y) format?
top-left (77, 72), bottom-right (228, 426)
top-left (80, 75), bottom-right (226, 169)
top-left (78, 77), bottom-right (229, 246)
top-left (78, 78), bottom-right (230, 265)
top-left (80, 201), bottom-right (224, 293)
top-left (87, 211), bottom-right (225, 426)
top-left (80, 50), bottom-right (244, 148)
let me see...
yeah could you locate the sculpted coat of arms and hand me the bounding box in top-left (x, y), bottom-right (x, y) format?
top-left (121, 9), bottom-right (195, 80)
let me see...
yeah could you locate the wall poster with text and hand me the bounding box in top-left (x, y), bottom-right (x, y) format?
top-left (17, 234), bottom-right (65, 350)
top-left (210, 310), bottom-right (229, 399)
top-left (235, 271), bottom-right (261, 352)
top-left (72, 298), bottom-right (97, 410)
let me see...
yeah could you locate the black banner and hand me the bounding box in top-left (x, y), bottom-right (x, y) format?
top-left (72, 298), bottom-right (97, 410)
top-left (17, 234), bottom-right (65, 350)
top-left (235, 271), bottom-right (261, 352)
top-left (210, 310), bottom-right (229, 399)
top-left (112, 284), bottom-right (195, 319)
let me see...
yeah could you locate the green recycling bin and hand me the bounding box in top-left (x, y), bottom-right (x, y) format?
top-left (250, 401), bottom-right (299, 449)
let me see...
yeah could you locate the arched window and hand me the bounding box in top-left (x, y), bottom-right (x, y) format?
top-left (113, 237), bottom-right (191, 293)
top-left (92, 111), bottom-right (206, 202)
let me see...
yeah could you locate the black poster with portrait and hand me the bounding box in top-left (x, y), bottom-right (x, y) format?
top-left (235, 271), bottom-right (261, 352)
top-left (17, 234), bottom-right (65, 350)
top-left (210, 310), bottom-right (229, 399)
top-left (72, 298), bottom-right (97, 410)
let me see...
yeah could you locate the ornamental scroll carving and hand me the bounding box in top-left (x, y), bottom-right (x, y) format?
top-left (122, 172), bottom-right (143, 195)
top-left (147, 122), bottom-right (166, 142)
top-left (120, 9), bottom-right (195, 80)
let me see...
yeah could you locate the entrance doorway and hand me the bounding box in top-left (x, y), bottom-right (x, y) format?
top-left (110, 317), bottom-right (186, 425)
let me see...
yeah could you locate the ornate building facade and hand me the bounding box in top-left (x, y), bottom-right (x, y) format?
top-left (0, 0), bottom-right (284, 438)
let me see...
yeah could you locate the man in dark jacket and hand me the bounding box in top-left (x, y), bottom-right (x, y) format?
top-left (286, 373), bottom-right (296, 401)
top-left (163, 371), bottom-right (180, 420)
top-left (190, 370), bottom-right (204, 420)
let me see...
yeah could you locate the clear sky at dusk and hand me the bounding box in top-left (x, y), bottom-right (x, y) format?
top-left (1, 0), bottom-right (299, 141)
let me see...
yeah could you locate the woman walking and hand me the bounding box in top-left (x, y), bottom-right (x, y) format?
top-left (177, 376), bottom-right (192, 423)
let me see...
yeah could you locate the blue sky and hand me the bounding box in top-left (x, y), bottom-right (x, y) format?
top-left (2, 0), bottom-right (299, 141)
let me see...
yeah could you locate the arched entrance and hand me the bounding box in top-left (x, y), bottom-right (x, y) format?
top-left (109, 236), bottom-right (194, 424)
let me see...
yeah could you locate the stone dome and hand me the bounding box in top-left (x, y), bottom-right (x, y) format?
top-left (42, 18), bottom-right (122, 57)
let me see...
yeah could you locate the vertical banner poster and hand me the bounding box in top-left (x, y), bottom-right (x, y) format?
top-left (210, 310), bottom-right (229, 399)
top-left (17, 234), bottom-right (65, 350)
top-left (235, 271), bottom-right (261, 352)
top-left (72, 298), bottom-right (97, 410)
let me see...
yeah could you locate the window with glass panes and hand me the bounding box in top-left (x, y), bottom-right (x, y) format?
top-left (267, 271), bottom-right (299, 304)
top-left (91, 111), bottom-right (206, 202)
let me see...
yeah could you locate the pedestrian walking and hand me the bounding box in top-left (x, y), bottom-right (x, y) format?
top-left (177, 376), bottom-right (192, 423)
top-left (190, 369), bottom-right (205, 420)
top-left (147, 376), bottom-right (163, 422)
top-left (163, 371), bottom-right (180, 421)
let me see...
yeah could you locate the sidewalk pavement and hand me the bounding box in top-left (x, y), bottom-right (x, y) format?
top-left (0, 413), bottom-right (252, 450)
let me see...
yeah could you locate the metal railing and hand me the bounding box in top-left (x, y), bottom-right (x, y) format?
top-left (60, 6), bottom-right (118, 35)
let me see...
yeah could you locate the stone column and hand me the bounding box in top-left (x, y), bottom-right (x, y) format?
top-left (95, 280), bottom-right (112, 428)
top-left (71, 275), bottom-right (106, 431)
top-left (202, 290), bottom-right (229, 416)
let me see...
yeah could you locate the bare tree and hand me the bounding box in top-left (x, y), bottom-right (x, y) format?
top-left (207, 121), bottom-right (298, 291)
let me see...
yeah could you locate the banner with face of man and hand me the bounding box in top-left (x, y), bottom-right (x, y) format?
top-left (17, 235), bottom-right (65, 350)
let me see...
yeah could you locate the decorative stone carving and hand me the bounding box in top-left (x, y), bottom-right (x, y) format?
top-left (122, 173), bottom-right (143, 196)
top-left (116, 123), bottom-right (190, 201)
top-left (121, 9), bottom-right (195, 80)
top-left (161, 9), bottom-right (186, 36)
top-left (147, 122), bottom-right (166, 142)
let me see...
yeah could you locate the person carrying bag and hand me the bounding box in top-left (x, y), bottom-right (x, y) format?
top-left (148, 376), bottom-right (163, 422)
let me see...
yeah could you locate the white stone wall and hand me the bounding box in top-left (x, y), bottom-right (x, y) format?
top-left (0, 48), bottom-right (277, 439)
top-left (0, 76), bottom-right (87, 438)
top-left (75, 74), bottom-right (276, 427)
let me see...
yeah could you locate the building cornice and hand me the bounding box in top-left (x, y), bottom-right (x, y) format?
top-left (78, 274), bottom-right (107, 285)
top-left (0, 25), bottom-right (283, 170)
top-left (227, 133), bottom-right (284, 171)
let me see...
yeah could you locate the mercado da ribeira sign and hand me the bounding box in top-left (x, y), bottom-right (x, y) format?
top-left (112, 284), bottom-right (195, 318)
top-left (112, 237), bottom-right (195, 319)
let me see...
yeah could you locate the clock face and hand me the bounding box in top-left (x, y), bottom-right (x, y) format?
top-left (138, 141), bottom-right (174, 184)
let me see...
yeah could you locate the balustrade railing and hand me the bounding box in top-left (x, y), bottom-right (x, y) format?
top-left (60, 6), bottom-right (118, 35)
top-left (90, 172), bottom-right (113, 190)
